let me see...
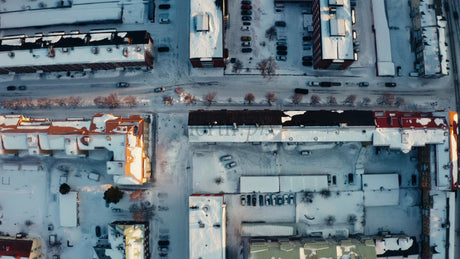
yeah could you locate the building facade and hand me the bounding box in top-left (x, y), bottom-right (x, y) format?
top-left (0, 31), bottom-right (154, 74)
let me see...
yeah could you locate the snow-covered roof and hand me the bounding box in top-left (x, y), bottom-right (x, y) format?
top-left (429, 191), bottom-right (455, 259)
top-left (241, 223), bottom-right (296, 237)
top-left (318, 0), bottom-right (354, 61)
top-left (362, 174), bottom-right (399, 206)
top-left (371, 0), bottom-right (395, 76)
top-left (189, 0), bottom-right (223, 59)
top-left (279, 175), bottom-right (328, 192)
top-left (105, 222), bottom-right (148, 259)
top-left (59, 192), bottom-right (78, 227)
top-left (0, 2), bottom-right (122, 29)
top-left (189, 195), bottom-right (226, 259)
top-left (0, 114), bottom-right (149, 185)
top-left (240, 176), bottom-right (280, 193)
top-left (375, 236), bottom-right (416, 256)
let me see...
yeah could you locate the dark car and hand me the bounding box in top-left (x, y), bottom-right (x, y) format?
top-left (116, 82), bottom-right (129, 88)
top-left (6, 85), bottom-right (16, 91)
top-left (158, 240), bottom-right (170, 247)
top-left (243, 21), bottom-right (251, 25)
top-left (320, 82), bottom-right (341, 87)
top-left (259, 195), bottom-right (264, 206)
top-left (247, 195), bottom-right (251, 205)
top-left (241, 10), bottom-right (252, 15)
top-left (348, 173), bottom-right (354, 184)
top-left (277, 195), bottom-right (284, 205)
top-left (159, 4), bottom-right (170, 9)
top-left (18, 85), bottom-right (26, 90)
top-left (241, 5), bottom-right (252, 9)
top-left (358, 82), bottom-right (369, 87)
top-left (275, 21), bottom-right (286, 27)
top-left (241, 0), bottom-right (251, 4)
top-left (303, 36), bottom-right (312, 41)
top-left (277, 50), bottom-right (287, 55)
top-left (385, 82), bottom-right (397, 87)
top-left (242, 16), bottom-right (252, 21)
top-left (154, 87), bottom-right (166, 93)
top-left (251, 195), bottom-right (257, 206)
top-left (277, 45), bottom-right (287, 50)
top-left (242, 48), bottom-right (252, 53)
top-left (295, 88), bottom-right (309, 94)
top-left (302, 56), bottom-right (313, 61)
top-left (95, 226), bottom-right (101, 237)
top-left (158, 46), bottom-right (170, 52)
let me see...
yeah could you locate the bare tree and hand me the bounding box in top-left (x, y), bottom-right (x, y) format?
top-left (382, 93), bottom-right (395, 106)
top-left (232, 60), bottom-right (243, 73)
top-left (37, 98), bottom-right (52, 108)
top-left (104, 94), bottom-right (119, 108)
top-left (53, 98), bottom-right (67, 107)
top-left (395, 97), bottom-right (405, 107)
top-left (163, 96), bottom-right (173, 105)
top-left (67, 96), bottom-right (82, 108)
top-left (266, 92), bottom-right (276, 106)
top-left (302, 192), bottom-right (314, 203)
top-left (310, 95), bottom-right (321, 105)
top-left (361, 97), bottom-right (371, 107)
top-left (184, 93), bottom-right (196, 104)
top-left (320, 189), bottom-right (331, 198)
top-left (292, 93), bottom-right (303, 104)
top-left (327, 96), bottom-right (337, 105)
top-left (258, 57), bottom-right (278, 78)
top-left (174, 87), bottom-right (184, 95)
top-left (245, 93), bottom-right (255, 105)
top-left (215, 177), bottom-right (224, 185)
top-left (347, 214), bottom-right (357, 225)
top-left (325, 215), bottom-right (336, 226)
top-left (265, 26), bottom-right (277, 40)
top-left (204, 92), bottom-right (217, 106)
top-left (344, 95), bottom-right (357, 106)
top-left (94, 96), bottom-right (105, 107)
top-left (124, 96), bottom-right (137, 107)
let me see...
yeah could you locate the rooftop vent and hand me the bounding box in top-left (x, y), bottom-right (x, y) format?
top-left (195, 13), bottom-right (210, 32)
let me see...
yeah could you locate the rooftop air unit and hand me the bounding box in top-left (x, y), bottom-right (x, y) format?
top-left (195, 13), bottom-right (210, 32)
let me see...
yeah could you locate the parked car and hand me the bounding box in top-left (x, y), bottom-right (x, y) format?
top-left (259, 195), bottom-right (264, 206)
top-left (251, 195), bottom-right (257, 206)
top-left (18, 85), bottom-right (26, 90)
top-left (353, 30), bottom-right (357, 40)
top-left (276, 41), bottom-right (287, 46)
top-left (241, 26), bottom-right (250, 31)
top-left (348, 173), bottom-right (354, 184)
top-left (154, 87), bottom-right (166, 93)
top-left (247, 195), bottom-right (251, 206)
top-left (276, 55), bottom-right (287, 61)
top-left (265, 195), bottom-right (272, 205)
top-left (294, 88), bottom-right (309, 95)
top-left (158, 240), bottom-right (170, 247)
top-left (158, 46), bottom-right (170, 52)
top-left (289, 194), bottom-right (295, 204)
top-left (277, 50), bottom-right (287, 55)
top-left (301, 150), bottom-right (311, 156)
top-left (240, 195), bottom-right (247, 206)
top-left (303, 36), bottom-right (312, 41)
top-left (159, 18), bottom-right (170, 24)
top-left (6, 85), bottom-right (16, 91)
top-left (307, 81), bottom-right (320, 86)
top-left (95, 226), bottom-right (101, 237)
top-left (242, 15), bottom-right (252, 21)
top-left (302, 56), bottom-right (313, 61)
top-left (116, 82), bottom-right (129, 88)
top-left (277, 45), bottom-right (287, 51)
top-left (302, 61), bottom-right (313, 66)
top-left (277, 195), bottom-right (284, 205)
top-left (358, 82), bottom-right (369, 87)
top-left (241, 48), bottom-right (252, 53)
top-left (225, 161), bottom-right (237, 169)
top-left (319, 81), bottom-right (341, 87)
top-left (241, 0), bottom-right (251, 4)
top-left (385, 82), bottom-right (397, 87)
top-left (275, 21), bottom-right (286, 27)
top-left (220, 155), bottom-right (233, 162)
top-left (241, 10), bottom-right (252, 15)
top-left (271, 194), bottom-right (277, 206)
top-left (158, 246), bottom-right (169, 252)
top-left (241, 5), bottom-right (252, 9)
top-left (241, 41), bottom-right (251, 47)
top-left (284, 194), bottom-right (289, 204)
top-left (241, 36), bottom-right (251, 41)
top-left (243, 21), bottom-right (251, 26)
top-left (159, 4), bottom-right (170, 9)
top-left (87, 171), bottom-right (100, 181)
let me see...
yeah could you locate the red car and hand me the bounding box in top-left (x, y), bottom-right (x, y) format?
top-left (241, 5), bottom-right (252, 9)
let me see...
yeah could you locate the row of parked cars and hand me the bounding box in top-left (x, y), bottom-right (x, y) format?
top-left (240, 0), bottom-right (253, 53)
top-left (274, 21), bottom-right (287, 61)
top-left (6, 85), bottom-right (26, 91)
top-left (241, 193), bottom-right (295, 206)
top-left (220, 154), bottom-right (237, 169)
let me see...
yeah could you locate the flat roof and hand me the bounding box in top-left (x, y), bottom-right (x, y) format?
top-left (59, 192), bottom-right (78, 227)
top-left (362, 174), bottom-right (399, 206)
top-left (241, 223), bottom-right (296, 237)
top-left (279, 175), bottom-right (328, 192)
top-left (0, 2), bottom-right (122, 29)
top-left (189, 195), bottom-right (225, 259)
top-left (189, 0), bottom-right (223, 59)
top-left (240, 176), bottom-right (280, 193)
top-left (371, 0), bottom-right (395, 76)
top-left (319, 0), bottom-right (354, 61)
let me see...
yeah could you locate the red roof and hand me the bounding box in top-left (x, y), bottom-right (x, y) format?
top-left (0, 238), bottom-right (33, 257)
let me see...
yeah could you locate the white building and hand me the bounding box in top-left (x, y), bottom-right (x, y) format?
top-left (59, 192), bottom-right (78, 227)
top-left (189, 195), bottom-right (226, 259)
top-left (371, 0), bottom-right (395, 76)
top-left (0, 113), bottom-right (151, 185)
